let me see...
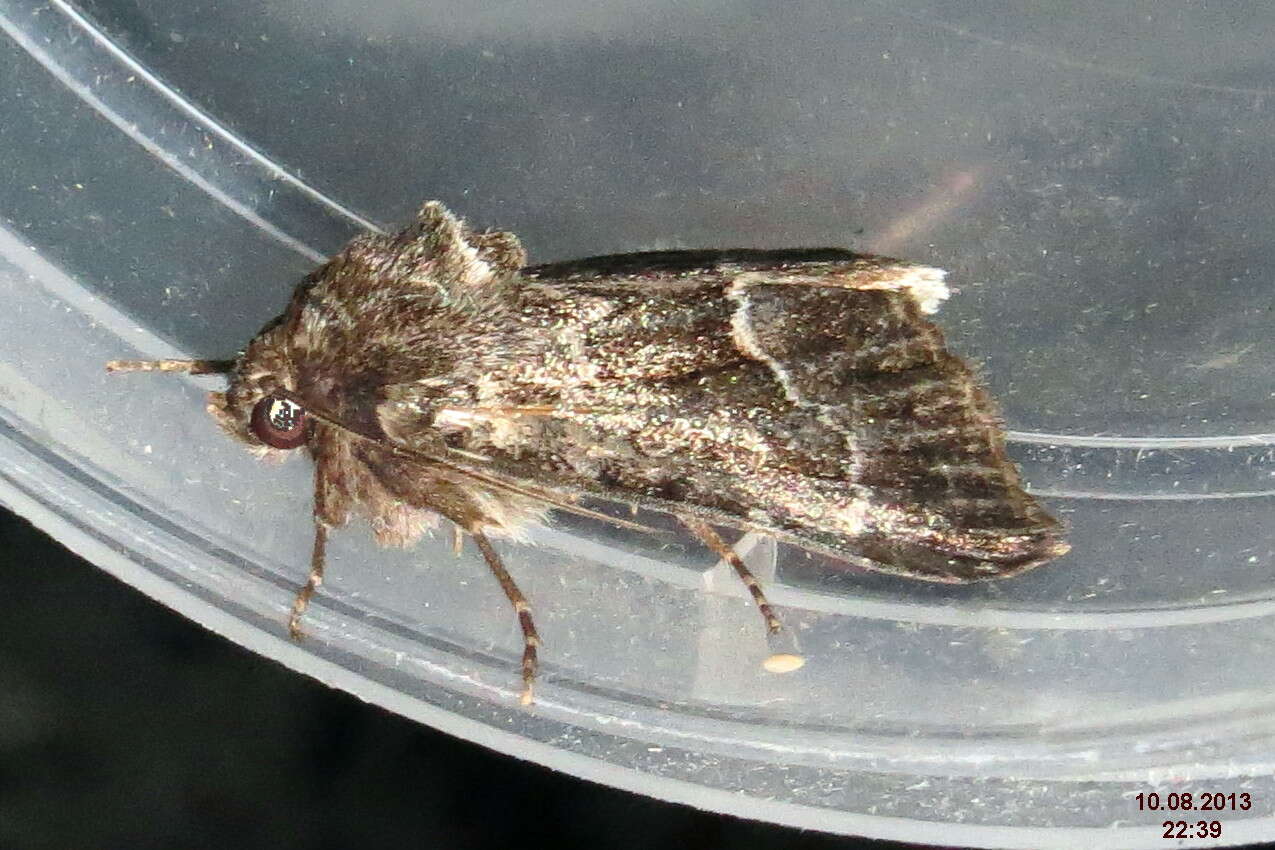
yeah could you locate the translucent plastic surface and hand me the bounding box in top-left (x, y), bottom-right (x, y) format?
top-left (2, 2), bottom-right (1274, 846)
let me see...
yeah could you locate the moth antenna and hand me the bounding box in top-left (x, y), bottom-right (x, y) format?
top-left (683, 518), bottom-right (805, 673)
top-left (106, 358), bottom-right (235, 375)
top-left (470, 528), bottom-right (541, 706)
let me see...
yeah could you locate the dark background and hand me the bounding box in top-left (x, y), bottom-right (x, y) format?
top-left (0, 504), bottom-right (896, 850)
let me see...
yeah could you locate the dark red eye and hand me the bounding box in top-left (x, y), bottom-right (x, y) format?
top-left (250, 396), bottom-right (309, 449)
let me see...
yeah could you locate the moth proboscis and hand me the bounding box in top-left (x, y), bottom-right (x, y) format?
top-left (109, 201), bottom-right (1068, 705)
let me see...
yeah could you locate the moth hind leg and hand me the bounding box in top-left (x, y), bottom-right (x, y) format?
top-left (682, 519), bottom-right (805, 674)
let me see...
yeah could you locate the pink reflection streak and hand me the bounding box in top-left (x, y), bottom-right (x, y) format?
top-left (871, 167), bottom-right (983, 256)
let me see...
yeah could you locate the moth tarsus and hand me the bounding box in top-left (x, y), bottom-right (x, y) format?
top-left (108, 200), bottom-right (1068, 706)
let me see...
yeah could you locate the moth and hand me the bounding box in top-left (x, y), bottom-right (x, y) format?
top-left (109, 201), bottom-right (1068, 704)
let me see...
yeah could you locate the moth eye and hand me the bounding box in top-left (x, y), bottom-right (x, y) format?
top-left (249, 396), bottom-right (309, 449)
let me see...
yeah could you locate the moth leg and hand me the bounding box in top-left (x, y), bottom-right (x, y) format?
top-left (289, 461), bottom-right (333, 640)
top-left (451, 522), bottom-right (464, 557)
top-left (682, 519), bottom-right (805, 674)
top-left (288, 519), bottom-right (329, 639)
top-left (470, 529), bottom-right (541, 706)
top-left (682, 519), bottom-right (782, 633)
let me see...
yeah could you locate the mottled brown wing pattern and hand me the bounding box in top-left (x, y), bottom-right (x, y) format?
top-left (723, 281), bottom-right (1066, 579)
top-left (400, 251), bottom-right (1066, 582)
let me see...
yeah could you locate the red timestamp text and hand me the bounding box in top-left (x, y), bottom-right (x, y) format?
top-left (1137, 791), bottom-right (1251, 812)
top-left (1162, 820), bottom-right (1222, 840)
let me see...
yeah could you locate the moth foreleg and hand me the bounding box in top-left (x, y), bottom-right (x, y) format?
top-left (288, 517), bottom-right (329, 640)
top-left (470, 529), bottom-right (541, 706)
top-left (289, 461), bottom-right (336, 640)
top-left (682, 519), bottom-right (805, 674)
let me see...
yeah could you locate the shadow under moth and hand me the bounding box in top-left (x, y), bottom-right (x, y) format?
top-left (109, 201), bottom-right (1069, 705)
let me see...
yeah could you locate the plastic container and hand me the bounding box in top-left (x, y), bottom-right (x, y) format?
top-left (2, 2), bottom-right (1273, 846)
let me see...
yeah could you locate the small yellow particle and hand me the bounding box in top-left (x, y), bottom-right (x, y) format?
top-left (763, 653), bottom-right (805, 674)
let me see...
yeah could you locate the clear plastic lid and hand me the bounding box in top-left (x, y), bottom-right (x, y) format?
top-left (2, 2), bottom-right (1273, 847)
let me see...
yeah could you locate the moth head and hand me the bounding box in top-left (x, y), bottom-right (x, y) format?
top-left (106, 326), bottom-right (306, 459)
top-left (206, 327), bottom-right (310, 458)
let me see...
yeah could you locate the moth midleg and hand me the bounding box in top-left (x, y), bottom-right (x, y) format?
top-left (106, 358), bottom-right (234, 374)
top-left (682, 519), bottom-right (805, 674)
top-left (470, 528), bottom-right (541, 706)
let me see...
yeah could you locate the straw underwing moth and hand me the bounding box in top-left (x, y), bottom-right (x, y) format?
top-left (108, 201), bottom-right (1069, 704)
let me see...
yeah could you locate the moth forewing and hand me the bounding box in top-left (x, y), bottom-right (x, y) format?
top-left (108, 200), bottom-right (1068, 705)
